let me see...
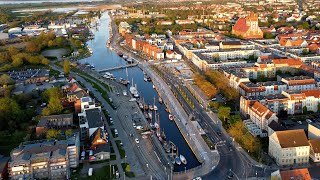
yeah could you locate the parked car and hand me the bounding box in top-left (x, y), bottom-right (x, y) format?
top-left (297, 121), bottom-right (302, 125)
top-left (306, 119), bottom-right (313, 123)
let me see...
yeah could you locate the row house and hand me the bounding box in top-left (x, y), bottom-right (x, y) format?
top-left (309, 139), bottom-right (320, 163)
top-left (269, 129), bottom-right (310, 166)
top-left (280, 76), bottom-right (317, 91)
top-left (247, 101), bottom-right (278, 133)
top-left (143, 43), bottom-right (164, 60)
top-left (239, 81), bottom-right (287, 97)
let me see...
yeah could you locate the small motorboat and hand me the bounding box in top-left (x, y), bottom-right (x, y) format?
top-left (169, 141), bottom-right (177, 151)
top-left (154, 122), bottom-right (159, 129)
top-left (153, 84), bottom-right (155, 89)
top-left (144, 112), bottom-right (149, 119)
top-left (147, 76), bottom-right (152, 82)
top-left (123, 90), bottom-right (127, 96)
top-left (161, 131), bottom-right (166, 141)
top-left (175, 156), bottom-right (181, 165)
top-left (144, 104), bottom-right (148, 110)
top-left (163, 142), bottom-right (171, 153)
top-left (180, 154), bottom-right (187, 165)
top-left (154, 105), bottom-right (158, 111)
top-left (159, 97), bottom-right (163, 104)
top-left (148, 112), bottom-right (152, 119)
top-left (123, 55), bottom-right (128, 60)
top-left (144, 75), bottom-right (148, 82)
top-left (139, 103), bottom-right (144, 109)
top-left (169, 114), bottom-right (174, 121)
top-left (149, 104), bottom-right (154, 111)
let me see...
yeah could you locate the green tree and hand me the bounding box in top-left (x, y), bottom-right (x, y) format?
top-left (302, 48), bottom-right (309, 55)
top-left (228, 114), bottom-right (241, 125)
top-left (0, 74), bottom-right (14, 86)
top-left (303, 106), bottom-right (308, 114)
top-left (218, 106), bottom-right (231, 121)
top-left (63, 60), bottom-right (70, 75)
top-left (42, 87), bottom-right (63, 102)
top-left (11, 55), bottom-right (23, 67)
top-left (0, 97), bottom-right (22, 131)
top-left (65, 129), bottom-right (73, 136)
top-left (46, 129), bottom-right (61, 139)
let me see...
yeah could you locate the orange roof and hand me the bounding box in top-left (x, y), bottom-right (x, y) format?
top-left (233, 18), bottom-right (249, 33)
top-left (272, 58), bottom-right (302, 67)
top-left (307, 43), bottom-right (320, 51)
top-left (279, 168), bottom-right (311, 180)
top-left (287, 79), bottom-right (316, 86)
top-left (302, 89), bottom-right (320, 98)
top-left (276, 129), bottom-right (309, 148)
top-left (249, 101), bottom-right (270, 118)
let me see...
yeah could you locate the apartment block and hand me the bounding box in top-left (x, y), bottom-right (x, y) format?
top-left (269, 129), bottom-right (310, 166)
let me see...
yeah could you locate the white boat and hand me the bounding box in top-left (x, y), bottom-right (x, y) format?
top-left (130, 79), bottom-right (138, 97)
top-left (153, 84), bottom-right (155, 89)
top-left (180, 154), bottom-right (187, 165)
top-left (154, 122), bottom-right (159, 129)
top-left (88, 48), bottom-right (93, 54)
top-left (144, 75), bottom-right (148, 82)
top-left (123, 90), bottom-right (127, 96)
top-left (127, 58), bottom-right (133, 63)
top-left (148, 112), bottom-right (152, 119)
top-left (175, 156), bottom-right (181, 165)
top-left (153, 96), bottom-right (158, 111)
top-left (169, 114), bottom-right (174, 121)
top-left (129, 98), bottom-right (137, 102)
top-left (123, 55), bottom-right (128, 60)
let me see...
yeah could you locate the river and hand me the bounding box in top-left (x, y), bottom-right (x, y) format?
top-left (80, 12), bottom-right (201, 172)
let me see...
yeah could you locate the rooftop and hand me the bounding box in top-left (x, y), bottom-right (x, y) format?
top-left (279, 168), bottom-right (311, 180)
top-left (86, 108), bottom-right (103, 128)
top-left (309, 139), bottom-right (320, 153)
top-left (275, 129), bottom-right (309, 148)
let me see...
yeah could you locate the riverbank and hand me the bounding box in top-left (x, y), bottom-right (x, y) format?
top-left (108, 13), bottom-right (220, 178)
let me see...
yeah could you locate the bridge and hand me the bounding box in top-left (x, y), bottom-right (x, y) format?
top-left (97, 63), bottom-right (138, 73)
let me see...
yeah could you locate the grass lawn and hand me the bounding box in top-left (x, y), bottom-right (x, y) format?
top-left (115, 140), bottom-right (125, 159)
top-left (82, 164), bottom-right (118, 180)
top-left (121, 163), bottom-right (135, 178)
top-left (201, 134), bottom-right (215, 150)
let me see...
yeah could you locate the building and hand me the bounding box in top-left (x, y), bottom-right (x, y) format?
top-left (280, 76), bottom-right (317, 91)
top-left (271, 168), bottom-right (311, 180)
top-left (308, 123), bottom-right (320, 140)
top-left (89, 128), bottom-right (110, 161)
top-left (309, 139), bottom-right (320, 162)
top-left (8, 135), bottom-right (80, 180)
top-left (118, 22), bottom-right (131, 36)
top-left (0, 155), bottom-right (9, 180)
top-left (36, 114), bottom-right (73, 135)
top-left (239, 81), bottom-right (287, 97)
top-left (78, 106), bottom-right (103, 141)
top-left (269, 129), bottom-right (310, 166)
top-left (247, 101), bottom-right (278, 131)
top-left (231, 12), bottom-right (263, 39)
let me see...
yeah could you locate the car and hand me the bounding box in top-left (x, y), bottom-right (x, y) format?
top-left (89, 150), bottom-right (93, 156)
top-left (227, 170), bottom-right (234, 179)
top-left (81, 151), bottom-right (85, 157)
top-left (192, 177), bottom-right (202, 180)
top-left (136, 126), bottom-right (143, 130)
top-left (211, 98), bottom-right (217, 101)
top-left (133, 123), bottom-right (136, 128)
top-left (306, 119), bottom-right (313, 123)
top-left (135, 138), bottom-right (139, 144)
top-left (297, 121), bottom-right (302, 125)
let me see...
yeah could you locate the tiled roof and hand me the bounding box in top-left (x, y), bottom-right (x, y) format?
top-left (302, 89), bottom-right (320, 98)
top-left (279, 168), bottom-right (311, 180)
top-left (309, 139), bottom-right (320, 153)
top-left (249, 101), bottom-right (270, 118)
top-left (275, 129), bottom-right (309, 148)
top-left (233, 18), bottom-right (249, 33)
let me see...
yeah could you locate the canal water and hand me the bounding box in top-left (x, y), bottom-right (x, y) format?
top-left (80, 12), bottom-right (201, 172)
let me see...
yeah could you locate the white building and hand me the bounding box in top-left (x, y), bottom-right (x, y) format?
top-left (309, 139), bottom-right (320, 163)
top-left (269, 129), bottom-right (310, 166)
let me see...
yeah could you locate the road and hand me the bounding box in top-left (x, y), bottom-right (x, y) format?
top-left (154, 65), bottom-right (275, 179)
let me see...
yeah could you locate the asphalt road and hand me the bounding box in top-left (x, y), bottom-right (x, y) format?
top-left (155, 65), bottom-right (274, 179)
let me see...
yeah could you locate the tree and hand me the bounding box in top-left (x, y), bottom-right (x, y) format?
top-left (42, 98), bottom-right (63, 116)
top-left (263, 32), bottom-right (274, 39)
top-left (0, 97), bottom-right (22, 131)
top-left (228, 114), bottom-right (241, 125)
top-left (65, 129), bottom-right (73, 136)
top-left (218, 106), bottom-right (231, 121)
top-left (42, 87), bottom-right (63, 102)
top-left (0, 52), bottom-right (10, 63)
top-left (26, 41), bottom-right (40, 53)
top-left (302, 48), bottom-right (309, 55)
top-left (63, 60), bottom-right (70, 75)
top-left (11, 55), bottom-right (23, 67)
top-left (46, 129), bottom-right (61, 139)
top-left (6, 46), bottom-right (19, 56)
top-left (0, 74), bottom-right (14, 86)
top-left (303, 106), bottom-right (308, 114)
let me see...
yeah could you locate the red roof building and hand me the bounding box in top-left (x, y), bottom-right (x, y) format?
top-left (231, 12), bottom-right (263, 39)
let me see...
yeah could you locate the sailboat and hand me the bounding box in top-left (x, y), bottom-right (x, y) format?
top-left (175, 148), bottom-right (181, 165)
top-left (153, 96), bottom-right (158, 111)
top-left (169, 141), bottom-right (177, 152)
top-left (152, 84), bottom-right (155, 89)
top-left (149, 104), bottom-right (154, 111)
top-left (148, 111), bottom-right (152, 120)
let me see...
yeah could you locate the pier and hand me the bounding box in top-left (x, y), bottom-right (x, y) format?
top-left (97, 63), bottom-right (138, 72)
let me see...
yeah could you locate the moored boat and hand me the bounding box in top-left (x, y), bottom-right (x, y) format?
top-left (149, 104), bottom-right (154, 111)
top-left (159, 97), bottom-right (163, 104)
top-left (180, 154), bottom-right (187, 165)
top-left (169, 141), bottom-right (177, 151)
top-left (169, 114), bottom-right (174, 121)
top-left (144, 75), bottom-right (148, 82)
top-left (175, 156), bottom-right (181, 165)
top-left (147, 76), bottom-right (152, 81)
